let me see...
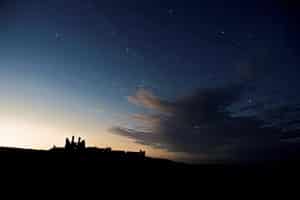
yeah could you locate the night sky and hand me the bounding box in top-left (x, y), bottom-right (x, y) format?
top-left (0, 0), bottom-right (299, 162)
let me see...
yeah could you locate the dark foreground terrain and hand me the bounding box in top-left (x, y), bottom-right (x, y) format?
top-left (1, 147), bottom-right (297, 195)
top-left (1, 146), bottom-right (299, 180)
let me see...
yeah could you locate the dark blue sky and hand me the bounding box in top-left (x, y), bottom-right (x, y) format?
top-left (0, 0), bottom-right (299, 162)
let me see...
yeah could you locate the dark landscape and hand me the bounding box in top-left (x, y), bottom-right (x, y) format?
top-left (1, 137), bottom-right (299, 182)
top-left (0, 1), bottom-right (300, 187)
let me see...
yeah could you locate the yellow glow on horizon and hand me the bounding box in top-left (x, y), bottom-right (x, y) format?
top-left (0, 113), bottom-right (180, 160)
top-left (0, 116), bottom-right (66, 149)
top-left (0, 95), bottom-right (183, 160)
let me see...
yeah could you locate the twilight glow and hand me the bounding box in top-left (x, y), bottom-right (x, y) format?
top-left (0, 0), bottom-right (299, 162)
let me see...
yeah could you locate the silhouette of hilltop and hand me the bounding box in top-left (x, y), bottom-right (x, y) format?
top-left (50, 136), bottom-right (147, 162)
top-left (1, 136), bottom-right (300, 184)
top-left (0, 136), bottom-right (181, 168)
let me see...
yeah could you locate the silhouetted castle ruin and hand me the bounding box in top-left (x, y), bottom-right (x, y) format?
top-left (50, 136), bottom-right (146, 161)
top-left (65, 136), bottom-right (86, 152)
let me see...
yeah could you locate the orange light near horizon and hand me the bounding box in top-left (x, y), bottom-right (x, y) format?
top-left (0, 117), bottom-right (66, 149)
top-left (0, 114), bottom-right (182, 161)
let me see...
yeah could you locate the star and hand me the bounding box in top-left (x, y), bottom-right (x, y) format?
top-left (168, 9), bottom-right (174, 16)
top-left (216, 31), bottom-right (226, 39)
top-left (248, 98), bottom-right (253, 104)
top-left (55, 32), bottom-right (63, 41)
top-left (219, 31), bottom-right (225, 36)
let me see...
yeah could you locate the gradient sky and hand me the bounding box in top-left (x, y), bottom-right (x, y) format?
top-left (0, 0), bottom-right (299, 162)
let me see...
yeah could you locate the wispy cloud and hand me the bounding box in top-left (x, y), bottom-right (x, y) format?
top-left (127, 88), bottom-right (174, 114)
top-left (111, 85), bottom-right (300, 162)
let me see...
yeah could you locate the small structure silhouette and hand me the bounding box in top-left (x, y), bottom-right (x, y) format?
top-left (65, 138), bottom-right (71, 150)
top-left (64, 136), bottom-right (86, 152)
top-left (52, 137), bottom-right (146, 161)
